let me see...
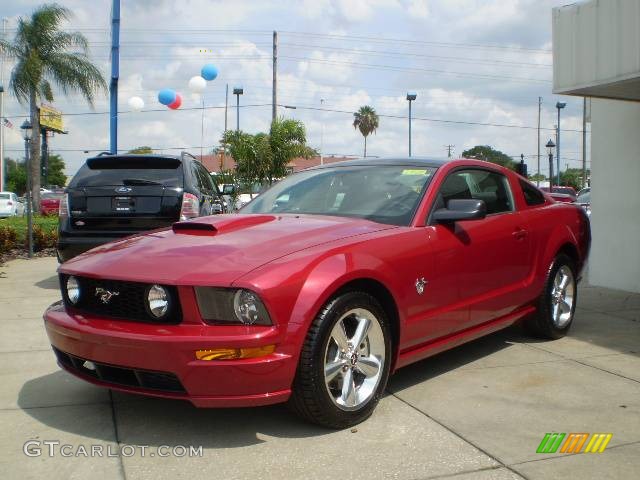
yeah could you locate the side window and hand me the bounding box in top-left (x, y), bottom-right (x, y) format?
top-left (197, 164), bottom-right (215, 194)
top-left (438, 169), bottom-right (514, 215)
top-left (519, 180), bottom-right (545, 206)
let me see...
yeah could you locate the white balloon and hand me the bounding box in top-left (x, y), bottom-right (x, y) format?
top-left (128, 96), bottom-right (144, 111)
top-left (188, 75), bottom-right (207, 93)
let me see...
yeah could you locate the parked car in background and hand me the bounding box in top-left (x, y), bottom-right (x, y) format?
top-left (57, 152), bottom-right (225, 262)
top-left (576, 187), bottom-right (591, 216)
top-left (0, 192), bottom-right (24, 218)
top-left (46, 158), bottom-right (590, 428)
top-left (540, 186), bottom-right (577, 201)
top-left (40, 191), bottom-right (65, 215)
top-left (548, 192), bottom-right (575, 203)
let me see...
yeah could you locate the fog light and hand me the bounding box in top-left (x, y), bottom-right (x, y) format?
top-left (147, 284), bottom-right (169, 318)
top-left (82, 360), bottom-right (96, 371)
top-left (195, 345), bottom-right (276, 361)
top-left (66, 276), bottom-right (81, 304)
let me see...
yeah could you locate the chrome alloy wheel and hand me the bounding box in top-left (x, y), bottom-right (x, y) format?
top-left (551, 265), bottom-right (575, 328)
top-left (323, 308), bottom-right (386, 411)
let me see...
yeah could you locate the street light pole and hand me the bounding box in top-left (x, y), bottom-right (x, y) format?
top-left (546, 139), bottom-right (555, 191)
top-left (555, 102), bottom-right (566, 186)
top-left (406, 92), bottom-right (417, 156)
top-left (21, 120), bottom-right (33, 258)
top-left (233, 87), bottom-right (243, 132)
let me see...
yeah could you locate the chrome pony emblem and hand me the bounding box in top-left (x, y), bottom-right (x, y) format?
top-left (415, 277), bottom-right (428, 295)
top-left (95, 287), bottom-right (120, 304)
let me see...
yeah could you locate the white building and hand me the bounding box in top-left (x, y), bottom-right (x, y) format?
top-left (553, 0), bottom-right (640, 293)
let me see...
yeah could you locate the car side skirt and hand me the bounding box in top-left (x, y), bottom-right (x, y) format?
top-left (395, 305), bottom-right (535, 370)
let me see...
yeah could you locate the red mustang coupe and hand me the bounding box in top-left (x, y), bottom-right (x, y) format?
top-left (45, 158), bottom-right (590, 428)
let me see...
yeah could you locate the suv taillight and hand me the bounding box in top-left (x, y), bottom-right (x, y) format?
top-left (180, 192), bottom-right (199, 220)
top-left (59, 194), bottom-right (69, 218)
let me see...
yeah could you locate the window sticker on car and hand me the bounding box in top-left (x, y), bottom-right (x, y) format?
top-left (401, 169), bottom-right (429, 176)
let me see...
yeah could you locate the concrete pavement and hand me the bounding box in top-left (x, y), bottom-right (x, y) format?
top-left (0, 257), bottom-right (638, 479)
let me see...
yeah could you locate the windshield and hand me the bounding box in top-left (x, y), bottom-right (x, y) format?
top-left (577, 190), bottom-right (591, 203)
top-left (0, 194), bottom-right (10, 200)
top-left (241, 165), bottom-right (436, 226)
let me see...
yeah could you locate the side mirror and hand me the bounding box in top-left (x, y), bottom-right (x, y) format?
top-left (433, 199), bottom-right (486, 223)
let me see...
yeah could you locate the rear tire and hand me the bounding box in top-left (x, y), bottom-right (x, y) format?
top-left (526, 253), bottom-right (577, 339)
top-left (289, 291), bottom-right (391, 429)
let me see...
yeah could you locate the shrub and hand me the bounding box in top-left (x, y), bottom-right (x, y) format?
top-left (0, 226), bottom-right (18, 253)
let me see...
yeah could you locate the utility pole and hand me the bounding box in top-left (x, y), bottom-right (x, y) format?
top-left (272, 31), bottom-right (277, 124)
top-left (445, 144), bottom-right (455, 158)
top-left (582, 97), bottom-right (587, 188)
top-left (537, 96), bottom-right (541, 186)
top-left (320, 98), bottom-right (324, 166)
top-left (109, 0), bottom-right (121, 154)
top-left (0, 18), bottom-right (7, 191)
top-left (224, 83), bottom-right (228, 132)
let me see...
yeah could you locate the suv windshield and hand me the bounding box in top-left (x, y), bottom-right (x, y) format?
top-left (241, 165), bottom-right (436, 226)
top-left (577, 190), bottom-right (591, 203)
top-left (69, 156), bottom-right (183, 188)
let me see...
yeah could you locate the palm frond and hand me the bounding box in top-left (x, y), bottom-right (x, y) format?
top-left (46, 52), bottom-right (107, 106)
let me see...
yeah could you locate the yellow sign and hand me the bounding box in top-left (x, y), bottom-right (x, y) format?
top-left (39, 105), bottom-right (64, 132)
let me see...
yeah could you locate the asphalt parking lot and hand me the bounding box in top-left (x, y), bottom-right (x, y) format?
top-left (0, 257), bottom-right (638, 480)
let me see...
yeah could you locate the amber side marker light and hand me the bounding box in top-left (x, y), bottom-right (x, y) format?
top-left (195, 345), bottom-right (276, 361)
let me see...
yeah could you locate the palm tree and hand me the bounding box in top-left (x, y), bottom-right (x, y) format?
top-left (1, 4), bottom-right (106, 206)
top-left (353, 105), bottom-right (379, 157)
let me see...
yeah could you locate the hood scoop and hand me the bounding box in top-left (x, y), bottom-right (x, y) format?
top-left (172, 222), bottom-right (218, 235)
top-left (172, 214), bottom-right (277, 236)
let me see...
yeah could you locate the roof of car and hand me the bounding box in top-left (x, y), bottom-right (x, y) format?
top-left (86, 153), bottom-right (192, 162)
top-left (310, 156), bottom-right (450, 170)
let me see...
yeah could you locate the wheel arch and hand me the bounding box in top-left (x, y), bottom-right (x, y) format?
top-left (332, 277), bottom-right (401, 371)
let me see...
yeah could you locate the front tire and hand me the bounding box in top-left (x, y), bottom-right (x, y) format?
top-left (526, 253), bottom-right (577, 339)
top-left (290, 291), bottom-right (392, 429)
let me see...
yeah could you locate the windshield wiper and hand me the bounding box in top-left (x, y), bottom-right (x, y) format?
top-left (121, 178), bottom-right (163, 186)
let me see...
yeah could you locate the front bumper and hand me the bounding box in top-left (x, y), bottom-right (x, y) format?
top-left (43, 302), bottom-right (294, 407)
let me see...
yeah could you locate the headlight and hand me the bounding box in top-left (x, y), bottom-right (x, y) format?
top-left (147, 284), bottom-right (169, 318)
top-left (66, 276), bottom-right (80, 304)
top-left (194, 287), bottom-right (272, 325)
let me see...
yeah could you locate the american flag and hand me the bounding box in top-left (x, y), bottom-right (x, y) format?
top-left (2, 118), bottom-right (13, 129)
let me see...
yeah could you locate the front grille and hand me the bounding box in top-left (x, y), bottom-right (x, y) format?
top-left (53, 346), bottom-right (186, 393)
top-left (60, 274), bottom-right (181, 324)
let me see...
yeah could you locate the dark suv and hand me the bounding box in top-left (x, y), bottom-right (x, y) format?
top-left (57, 152), bottom-right (224, 262)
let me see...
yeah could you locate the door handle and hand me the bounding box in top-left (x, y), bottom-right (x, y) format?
top-left (512, 228), bottom-right (528, 240)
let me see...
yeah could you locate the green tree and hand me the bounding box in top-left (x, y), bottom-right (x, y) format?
top-left (528, 173), bottom-right (546, 182)
top-left (4, 158), bottom-right (27, 195)
top-left (461, 145), bottom-right (515, 170)
top-left (46, 154), bottom-right (67, 187)
top-left (1, 4), bottom-right (107, 208)
top-left (127, 146), bottom-right (153, 154)
top-left (222, 117), bottom-right (316, 187)
top-left (353, 105), bottom-right (379, 157)
top-left (560, 168), bottom-right (590, 191)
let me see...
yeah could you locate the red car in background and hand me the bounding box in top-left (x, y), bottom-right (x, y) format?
top-left (40, 191), bottom-right (65, 215)
top-left (44, 158), bottom-right (590, 428)
top-left (540, 186), bottom-right (577, 201)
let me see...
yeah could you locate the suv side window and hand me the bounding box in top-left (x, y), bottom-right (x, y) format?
top-left (438, 169), bottom-right (514, 215)
top-left (194, 162), bottom-right (215, 195)
top-left (519, 179), bottom-right (546, 206)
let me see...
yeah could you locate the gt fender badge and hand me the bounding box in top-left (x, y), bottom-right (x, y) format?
top-left (415, 277), bottom-right (428, 295)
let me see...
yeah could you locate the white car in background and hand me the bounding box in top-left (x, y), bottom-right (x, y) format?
top-left (0, 192), bottom-right (25, 218)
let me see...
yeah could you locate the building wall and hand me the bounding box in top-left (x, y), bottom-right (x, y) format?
top-left (589, 99), bottom-right (640, 293)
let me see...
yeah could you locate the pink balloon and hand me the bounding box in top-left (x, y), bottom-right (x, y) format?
top-left (168, 94), bottom-right (182, 110)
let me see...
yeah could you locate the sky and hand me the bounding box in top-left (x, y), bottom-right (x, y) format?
top-left (0, 0), bottom-right (588, 178)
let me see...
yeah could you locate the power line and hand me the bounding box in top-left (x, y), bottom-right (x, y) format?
top-left (279, 56), bottom-right (550, 84)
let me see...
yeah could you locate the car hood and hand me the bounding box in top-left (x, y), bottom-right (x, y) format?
top-left (60, 214), bottom-right (396, 285)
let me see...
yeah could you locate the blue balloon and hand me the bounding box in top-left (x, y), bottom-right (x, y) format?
top-left (201, 64), bottom-right (218, 81)
top-left (158, 88), bottom-right (177, 106)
